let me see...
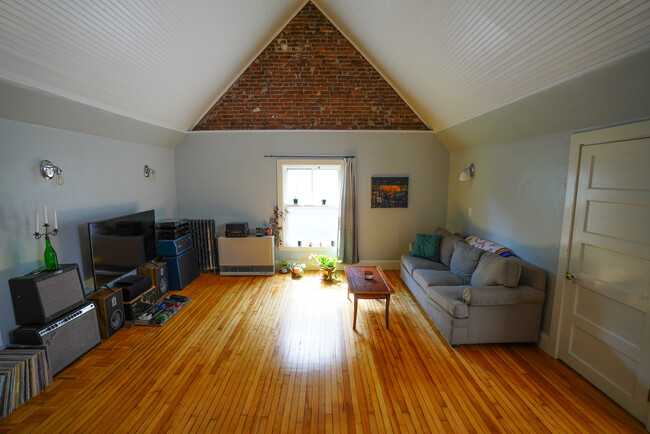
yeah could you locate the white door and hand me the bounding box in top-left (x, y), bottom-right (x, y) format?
top-left (558, 135), bottom-right (650, 424)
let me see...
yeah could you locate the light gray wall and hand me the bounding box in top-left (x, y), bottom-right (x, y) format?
top-left (446, 132), bottom-right (570, 334)
top-left (0, 118), bottom-right (176, 347)
top-left (175, 130), bottom-right (449, 264)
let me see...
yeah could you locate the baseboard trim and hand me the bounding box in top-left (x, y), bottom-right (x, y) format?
top-left (538, 331), bottom-right (553, 356)
top-left (356, 260), bottom-right (401, 270)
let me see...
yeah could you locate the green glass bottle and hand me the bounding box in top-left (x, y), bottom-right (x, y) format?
top-left (44, 235), bottom-right (59, 271)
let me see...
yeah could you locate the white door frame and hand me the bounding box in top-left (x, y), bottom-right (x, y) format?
top-left (546, 119), bottom-right (650, 428)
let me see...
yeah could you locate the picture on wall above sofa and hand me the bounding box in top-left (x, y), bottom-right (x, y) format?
top-left (371, 176), bottom-right (409, 208)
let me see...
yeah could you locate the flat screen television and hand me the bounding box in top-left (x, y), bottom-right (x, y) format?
top-left (87, 210), bottom-right (157, 289)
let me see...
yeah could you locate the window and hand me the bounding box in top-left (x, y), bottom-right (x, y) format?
top-left (277, 160), bottom-right (343, 248)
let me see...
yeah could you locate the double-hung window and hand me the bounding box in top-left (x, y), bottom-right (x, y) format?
top-left (277, 160), bottom-right (343, 249)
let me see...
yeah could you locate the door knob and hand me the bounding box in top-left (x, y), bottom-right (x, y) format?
top-left (566, 273), bottom-right (575, 281)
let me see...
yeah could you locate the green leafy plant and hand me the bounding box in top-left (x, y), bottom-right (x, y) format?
top-left (309, 254), bottom-right (342, 280)
top-left (268, 206), bottom-right (284, 247)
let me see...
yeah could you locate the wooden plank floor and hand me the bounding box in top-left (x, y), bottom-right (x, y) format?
top-left (0, 271), bottom-right (644, 433)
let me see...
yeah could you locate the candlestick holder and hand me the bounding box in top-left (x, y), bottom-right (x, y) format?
top-left (34, 223), bottom-right (59, 270)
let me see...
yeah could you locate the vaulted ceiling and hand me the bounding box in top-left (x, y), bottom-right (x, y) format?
top-left (1, 0), bottom-right (649, 146)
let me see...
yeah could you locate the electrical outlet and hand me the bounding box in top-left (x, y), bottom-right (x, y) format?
top-left (468, 207), bottom-right (472, 216)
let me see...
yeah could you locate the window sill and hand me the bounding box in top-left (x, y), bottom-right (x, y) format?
top-left (278, 246), bottom-right (336, 252)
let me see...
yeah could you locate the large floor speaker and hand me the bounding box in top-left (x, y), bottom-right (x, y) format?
top-left (161, 247), bottom-right (200, 291)
top-left (138, 261), bottom-right (169, 300)
top-left (12, 302), bottom-right (101, 375)
top-left (87, 288), bottom-right (124, 339)
top-left (9, 264), bottom-right (87, 325)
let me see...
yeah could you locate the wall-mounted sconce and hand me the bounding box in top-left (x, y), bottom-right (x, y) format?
top-left (459, 163), bottom-right (475, 182)
top-left (143, 164), bottom-right (157, 181)
top-left (40, 160), bottom-right (64, 185)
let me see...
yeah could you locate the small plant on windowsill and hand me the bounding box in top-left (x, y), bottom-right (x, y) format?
top-left (309, 253), bottom-right (342, 281)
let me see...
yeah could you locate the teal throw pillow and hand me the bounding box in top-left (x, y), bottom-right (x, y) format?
top-left (412, 234), bottom-right (442, 262)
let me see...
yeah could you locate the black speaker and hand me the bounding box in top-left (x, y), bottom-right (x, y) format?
top-left (87, 288), bottom-right (124, 339)
top-left (9, 264), bottom-right (87, 325)
top-left (115, 274), bottom-right (152, 302)
top-left (161, 247), bottom-right (200, 291)
top-left (138, 261), bottom-right (169, 300)
top-left (12, 302), bottom-right (101, 375)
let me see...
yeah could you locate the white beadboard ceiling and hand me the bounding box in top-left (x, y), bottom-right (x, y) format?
top-left (0, 0), bottom-right (649, 133)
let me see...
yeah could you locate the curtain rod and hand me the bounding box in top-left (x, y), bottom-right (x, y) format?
top-left (264, 154), bottom-right (355, 159)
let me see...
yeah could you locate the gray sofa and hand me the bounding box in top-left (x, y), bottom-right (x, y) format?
top-left (400, 228), bottom-right (546, 346)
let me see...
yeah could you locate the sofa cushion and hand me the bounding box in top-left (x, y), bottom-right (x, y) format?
top-left (516, 258), bottom-right (547, 291)
top-left (426, 286), bottom-right (468, 318)
top-left (462, 285), bottom-right (545, 306)
top-left (413, 269), bottom-right (467, 288)
top-left (470, 252), bottom-right (521, 288)
top-left (449, 242), bottom-right (484, 282)
top-left (412, 233), bottom-right (442, 262)
top-left (434, 228), bottom-right (464, 267)
top-left (401, 254), bottom-right (448, 275)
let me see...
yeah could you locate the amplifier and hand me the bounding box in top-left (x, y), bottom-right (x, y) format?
top-left (138, 261), bottom-right (169, 300)
top-left (157, 233), bottom-right (193, 256)
top-left (12, 302), bottom-right (101, 375)
top-left (114, 274), bottom-right (152, 302)
top-left (161, 247), bottom-right (200, 291)
top-left (156, 218), bottom-right (189, 230)
top-left (123, 286), bottom-right (156, 320)
top-left (9, 264), bottom-right (87, 325)
top-left (156, 225), bottom-right (190, 240)
top-left (225, 222), bottom-right (249, 238)
top-left (87, 288), bottom-right (124, 339)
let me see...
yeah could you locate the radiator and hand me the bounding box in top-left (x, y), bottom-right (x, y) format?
top-left (218, 236), bottom-right (275, 276)
top-left (188, 219), bottom-right (217, 273)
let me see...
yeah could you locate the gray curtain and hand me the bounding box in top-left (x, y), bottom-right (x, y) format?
top-left (338, 157), bottom-right (358, 264)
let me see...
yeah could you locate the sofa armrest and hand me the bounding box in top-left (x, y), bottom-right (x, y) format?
top-left (462, 285), bottom-right (545, 306)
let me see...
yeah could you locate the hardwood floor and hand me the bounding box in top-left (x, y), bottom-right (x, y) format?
top-left (0, 271), bottom-right (644, 433)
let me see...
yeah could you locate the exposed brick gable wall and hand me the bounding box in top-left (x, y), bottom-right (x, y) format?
top-left (193, 2), bottom-right (428, 130)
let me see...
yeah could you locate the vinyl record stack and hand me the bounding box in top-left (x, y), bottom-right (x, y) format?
top-left (156, 219), bottom-right (200, 291)
top-left (9, 265), bottom-right (101, 377)
top-left (0, 347), bottom-right (52, 419)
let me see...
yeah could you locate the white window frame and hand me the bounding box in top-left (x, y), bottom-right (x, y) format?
top-left (276, 159), bottom-right (343, 252)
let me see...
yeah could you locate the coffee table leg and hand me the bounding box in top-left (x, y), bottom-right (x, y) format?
top-left (353, 295), bottom-right (358, 330)
top-left (385, 295), bottom-right (391, 329)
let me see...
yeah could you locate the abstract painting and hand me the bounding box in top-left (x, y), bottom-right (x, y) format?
top-left (371, 176), bottom-right (409, 208)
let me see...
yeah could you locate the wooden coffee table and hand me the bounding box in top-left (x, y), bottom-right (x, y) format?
top-left (344, 265), bottom-right (395, 330)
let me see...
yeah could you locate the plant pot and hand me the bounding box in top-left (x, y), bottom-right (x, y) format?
top-left (291, 267), bottom-right (303, 279)
top-left (293, 198), bottom-right (298, 204)
top-left (318, 267), bottom-right (336, 280)
top-left (279, 266), bottom-right (289, 274)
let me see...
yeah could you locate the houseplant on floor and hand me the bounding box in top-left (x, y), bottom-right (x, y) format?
top-left (309, 254), bottom-right (342, 281)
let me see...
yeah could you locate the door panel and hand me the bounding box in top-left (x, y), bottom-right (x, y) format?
top-left (559, 137), bottom-right (650, 423)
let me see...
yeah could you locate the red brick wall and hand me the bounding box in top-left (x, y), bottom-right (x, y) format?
top-left (193, 2), bottom-right (428, 130)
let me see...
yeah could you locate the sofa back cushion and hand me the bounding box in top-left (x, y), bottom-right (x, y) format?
top-left (434, 227), bottom-right (464, 267)
top-left (515, 258), bottom-right (547, 291)
top-left (449, 241), bottom-right (484, 282)
top-left (411, 233), bottom-right (442, 262)
top-left (470, 252), bottom-right (521, 288)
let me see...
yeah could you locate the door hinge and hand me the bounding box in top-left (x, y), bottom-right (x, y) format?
top-left (647, 389), bottom-right (650, 402)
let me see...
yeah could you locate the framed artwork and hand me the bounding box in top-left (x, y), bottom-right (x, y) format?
top-left (371, 176), bottom-right (409, 208)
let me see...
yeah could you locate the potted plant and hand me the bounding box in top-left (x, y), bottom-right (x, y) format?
top-left (291, 263), bottom-right (306, 279)
top-left (309, 254), bottom-right (342, 280)
top-left (279, 258), bottom-right (290, 274)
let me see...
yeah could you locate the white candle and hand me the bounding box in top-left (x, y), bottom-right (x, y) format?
top-left (35, 212), bottom-right (39, 233)
top-left (53, 210), bottom-right (58, 230)
top-left (43, 205), bottom-right (48, 224)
